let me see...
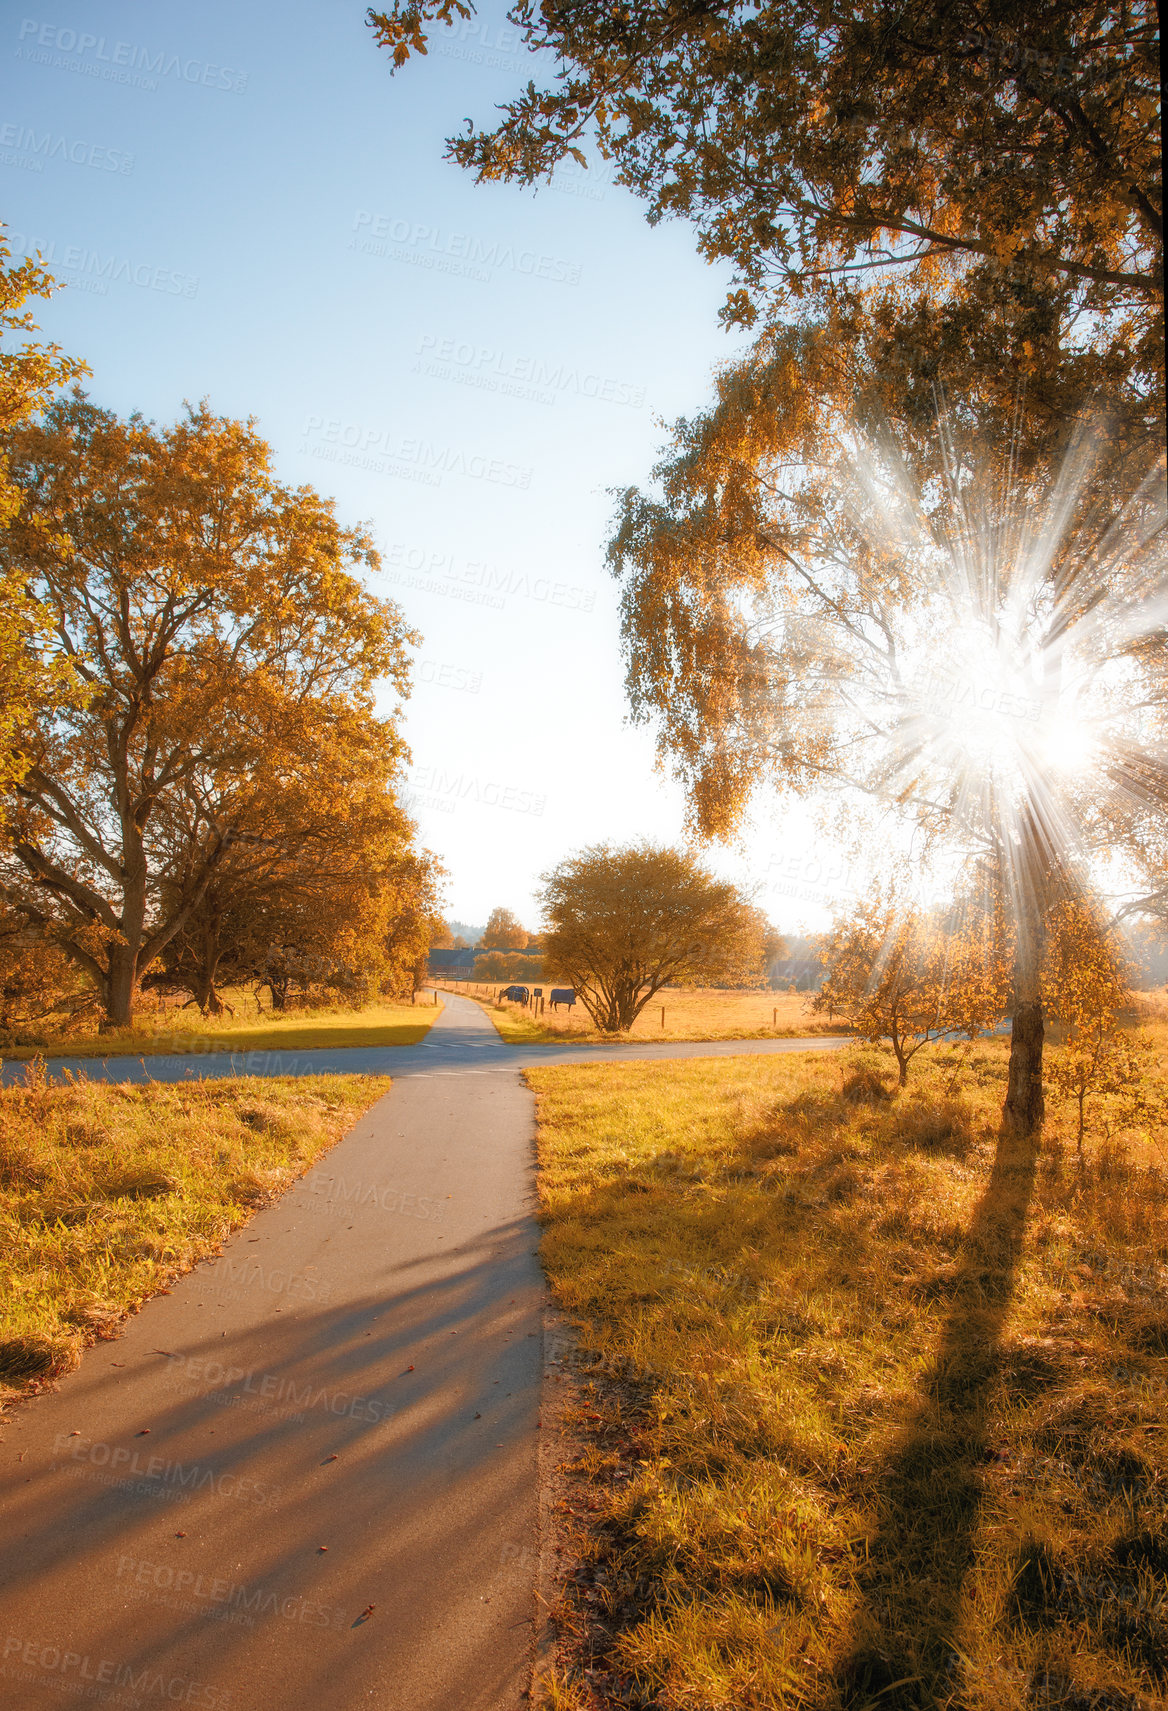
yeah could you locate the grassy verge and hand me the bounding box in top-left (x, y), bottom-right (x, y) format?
top-left (0, 1068), bottom-right (391, 1402)
top-left (441, 985), bottom-right (845, 1045)
top-left (528, 1036), bottom-right (1168, 1711)
top-left (2, 996), bottom-right (440, 1060)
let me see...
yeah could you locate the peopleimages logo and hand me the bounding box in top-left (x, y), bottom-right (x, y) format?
top-left (6, 232), bottom-right (197, 297)
top-left (159, 1350), bottom-right (393, 1423)
top-left (116, 1553), bottom-right (348, 1631)
top-left (2, 1636), bottom-right (231, 1708)
top-left (0, 121), bottom-right (134, 172)
top-left (382, 544), bottom-right (597, 616)
top-left (299, 416), bottom-right (533, 490)
top-left (416, 333), bottom-right (646, 409)
top-left (408, 766), bottom-right (546, 818)
top-left (193, 1254), bottom-right (332, 1305)
top-left (52, 1434), bottom-right (282, 1508)
top-left (351, 211), bottom-right (581, 286)
top-left (14, 19), bottom-right (248, 92)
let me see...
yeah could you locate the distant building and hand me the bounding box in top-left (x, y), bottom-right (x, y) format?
top-left (428, 948), bottom-right (477, 975)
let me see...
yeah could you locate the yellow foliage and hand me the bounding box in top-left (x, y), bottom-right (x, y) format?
top-left (813, 891), bottom-right (1010, 1083)
top-left (1042, 900), bottom-right (1148, 1150)
top-left (0, 239), bottom-right (88, 790)
top-left (1, 395), bottom-right (424, 1027)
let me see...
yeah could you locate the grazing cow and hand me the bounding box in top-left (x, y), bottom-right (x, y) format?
top-left (549, 988), bottom-right (576, 1011)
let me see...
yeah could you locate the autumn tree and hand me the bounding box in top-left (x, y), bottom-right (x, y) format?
top-left (0, 394), bottom-right (416, 1028)
top-left (1041, 898), bottom-right (1145, 1152)
top-left (480, 905), bottom-right (528, 950)
top-left (0, 238), bottom-right (88, 789)
top-left (243, 839), bottom-right (435, 1011)
top-left (395, 865), bottom-right (448, 997)
top-left (154, 783), bottom-right (433, 1014)
top-left (474, 949), bottom-right (540, 984)
top-left (762, 924), bottom-right (788, 985)
top-left (0, 902), bottom-right (85, 1039)
top-left (375, 0), bottom-right (1164, 1135)
top-left (814, 891), bottom-right (1010, 1085)
top-left (619, 410), bottom-right (1166, 1128)
top-left (540, 842), bottom-right (767, 1032)
top-left (373, 1), bottom-right (1162, 438)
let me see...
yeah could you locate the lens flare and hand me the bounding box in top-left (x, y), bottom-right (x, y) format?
top-left (836, 422), bottom-right (1168, 923)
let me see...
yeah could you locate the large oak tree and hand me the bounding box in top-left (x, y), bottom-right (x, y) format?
top-left (0, 394), bottom-right (417, 1027)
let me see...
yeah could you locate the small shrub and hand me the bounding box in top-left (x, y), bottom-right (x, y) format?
top-left (230, 1165), bottom-right (287, 1205)
top-left (64, 1119), bottom-right (109, 1148)
top-left (1128, 1311), bottom-right (1168, 1355)
top-left (236, 1101), bottom-right (284, 1131)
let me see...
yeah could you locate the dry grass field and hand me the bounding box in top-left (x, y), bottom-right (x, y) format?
top-left (527, 1027), bottom-right (1168, 1711)
top-left (2, 993), bottom-right (441, 1060)
top-left (440, 983), bottom-right (845, 1044)
top-left (0, 1068), bottom-right (391, 1404)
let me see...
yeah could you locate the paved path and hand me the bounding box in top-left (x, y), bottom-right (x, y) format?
top-left (0, 997), bottom-right (847, 1710)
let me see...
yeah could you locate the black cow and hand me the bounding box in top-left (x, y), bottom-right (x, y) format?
top-left (499, 985), bottom-right (530, 1004)
top-left (549, 988), bottom-right (576, 1011)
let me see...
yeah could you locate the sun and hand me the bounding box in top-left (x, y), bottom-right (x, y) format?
top-left (1036, 715), bottom-right (1097, 777)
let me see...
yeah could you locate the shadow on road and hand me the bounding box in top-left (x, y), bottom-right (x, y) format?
top-left (1, 1217), bottom-right (541, 1711)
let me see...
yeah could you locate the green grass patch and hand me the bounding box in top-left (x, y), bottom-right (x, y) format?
top-left (3, 996), bottom-right (440, 1060)
top-left (528, 1037), bottom-right (1168, 1711)
top-left (0, 1067), bottom-right (391, 1399)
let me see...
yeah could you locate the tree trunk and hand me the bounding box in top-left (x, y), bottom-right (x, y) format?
top-left (103, 946), bottom-right (138, 1030)
top-left (1004, 1000), bottom-right (1045, 1135)
top-left (891, 1023), bottom-right (908, 1086)
top-left (1004, 899), bottom-right (1046, 1136)
top-left (1003, 831), bottom-right (1050, 1138)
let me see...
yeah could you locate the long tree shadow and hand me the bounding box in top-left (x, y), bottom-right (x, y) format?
top-left (831, 1120), bottom-right (1040, 1710)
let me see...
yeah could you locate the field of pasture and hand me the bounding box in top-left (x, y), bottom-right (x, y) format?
top-left (528, 1029), bottom-right (1168, 1711)
top-left (439, 983), bottom-right (844, 1044)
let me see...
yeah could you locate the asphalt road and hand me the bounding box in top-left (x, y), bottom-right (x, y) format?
top-left (0, 995), bottom-right (848, 1710)
top-left (1, 996), bottom-right (851, 1086)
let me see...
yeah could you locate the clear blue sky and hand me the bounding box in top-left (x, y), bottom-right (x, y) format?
top-left (3, 0), bottom-right (853, 932)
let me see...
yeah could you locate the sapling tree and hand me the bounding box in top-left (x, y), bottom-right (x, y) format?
top-left (813, 892), bottom-right (1009, 1084)
top-left (1041, 900), bottom-right (1146, 1153)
